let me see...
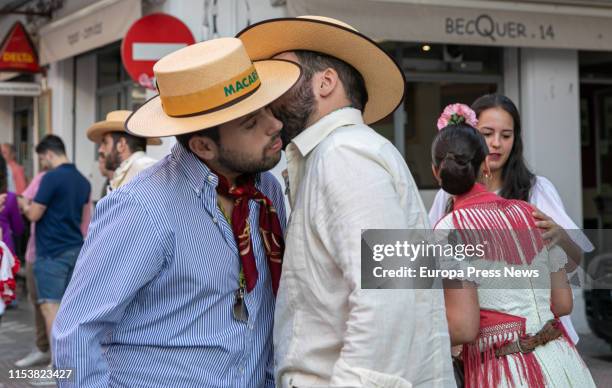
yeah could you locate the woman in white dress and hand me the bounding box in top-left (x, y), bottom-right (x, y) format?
top-left (432, 105), bottom-right (595, 388)
top-left (429, 94), bottom-right (592, 344)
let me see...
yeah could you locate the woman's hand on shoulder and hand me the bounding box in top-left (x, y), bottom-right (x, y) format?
top-left (532, 207), bottom-right (567, 246)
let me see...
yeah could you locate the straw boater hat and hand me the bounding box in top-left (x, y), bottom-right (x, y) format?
top-left (125, 38), bottom-right (301, 137)
top-left (236, 16), bottom-right (406, 125)
top-left (87, 110), bottom-right (162, 145)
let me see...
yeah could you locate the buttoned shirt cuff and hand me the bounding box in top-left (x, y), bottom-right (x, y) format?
top-left (330, 358), bottom-right (413, 388)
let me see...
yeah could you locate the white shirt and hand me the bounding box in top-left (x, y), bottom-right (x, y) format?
top-left (428, 176), bottom-right (594, 344)
top-left (276, 108), bottom-right (455, 388)
top-left (109, 151), bottom-right (157, 191)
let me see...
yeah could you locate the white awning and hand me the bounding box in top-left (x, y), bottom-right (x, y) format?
top-left (39, 0), bottom-right (141, 65)
top-left (287, 0), bottom-right (612, 50)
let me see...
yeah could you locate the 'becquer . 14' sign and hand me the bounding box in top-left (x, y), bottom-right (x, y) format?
top-left (445, 14), bottom-right (555, 43)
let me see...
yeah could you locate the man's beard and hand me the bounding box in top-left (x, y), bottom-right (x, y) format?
top-left (104, 149), bottom-right (122, 171)
top-left (216, 135), bottom-right (282, 175)
top-left (270, 77), bottom-right (316, 145)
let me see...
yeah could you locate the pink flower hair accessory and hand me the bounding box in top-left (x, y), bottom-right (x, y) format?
top-left (436, 103), bottom-right (478, 130)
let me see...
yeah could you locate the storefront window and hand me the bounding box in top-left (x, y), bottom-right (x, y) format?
top-left (95, 43), bottom-right (146, 120)
top-left (97, 48), bottom-right (122, 89)
top-left (11, 74), bottom-right (35, 178)
top-left (373, 42), bottom-right (502, 189)
top-left (13, 96), bottom-right (34, 177)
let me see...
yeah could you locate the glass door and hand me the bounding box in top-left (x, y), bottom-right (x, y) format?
top-left (12, 97), bottom-right (34, 179)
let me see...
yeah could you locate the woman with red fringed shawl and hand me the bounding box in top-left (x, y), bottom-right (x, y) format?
top-left (431, 104), bottom-right (595, 388)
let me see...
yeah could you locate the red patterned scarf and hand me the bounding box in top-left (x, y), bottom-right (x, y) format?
top-left (214, 172), bottom-right (284, 296)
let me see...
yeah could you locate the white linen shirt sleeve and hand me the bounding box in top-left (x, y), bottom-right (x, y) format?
top-left (311, 140), bottom-right (421, 388)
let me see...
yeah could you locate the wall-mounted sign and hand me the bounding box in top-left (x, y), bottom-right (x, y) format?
top-left (0, 22), bottom-right (40, 73)
top-left (121, 13), bottom-right (195, 90)
top-left (288, 0), bottom-right (612, 51)
top-left (0, 81), bottom-right (41, 96)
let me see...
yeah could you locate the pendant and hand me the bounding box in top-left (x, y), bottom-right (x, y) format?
top-left (233, 287), bottom-right (249, 322)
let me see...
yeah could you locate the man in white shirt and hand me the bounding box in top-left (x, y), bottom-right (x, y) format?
top-left (238, 16), bottom-right (455, 388)
top-left (87, 110), bottom-right (161, 192)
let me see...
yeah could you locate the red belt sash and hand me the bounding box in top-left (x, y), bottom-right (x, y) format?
top-left (463, 309), bottom-right (573, 388)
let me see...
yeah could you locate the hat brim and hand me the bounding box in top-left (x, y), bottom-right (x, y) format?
top-left (87, 121), bottom-right (162, 145)
top-left (125, 59), bottom-right (301, 138)
top-left (236, 17), bottom-right (406, 125)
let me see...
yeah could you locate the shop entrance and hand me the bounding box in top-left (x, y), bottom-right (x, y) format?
top-left (373, 42), bottom-right (503, 190)
top-left (12, 96), bottom-right (34, 178)
top-left (579, 51), bottom-right (612, 229)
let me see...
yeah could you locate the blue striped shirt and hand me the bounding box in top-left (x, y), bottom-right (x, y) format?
top-left (52, 143), bottom-right (286, 388)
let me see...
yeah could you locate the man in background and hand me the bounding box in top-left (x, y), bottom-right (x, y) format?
top-left (20, 135), bottom-right (91, 361)
top-left (87, 110), bottom-right (160, 193)
top-left (2, 143), bottom-right (27, 194)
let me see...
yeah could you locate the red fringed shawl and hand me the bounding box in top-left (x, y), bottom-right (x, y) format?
top-left (452, 183), bottom-right (544, 266)
top-left (452, 184), bottom-right (558, 388)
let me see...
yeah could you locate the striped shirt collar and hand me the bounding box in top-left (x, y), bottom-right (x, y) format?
top-left (172, 143), bottom-right (261, 195)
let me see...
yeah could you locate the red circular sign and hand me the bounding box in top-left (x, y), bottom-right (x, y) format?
top-left (121, 13), bottom-right (195, 89)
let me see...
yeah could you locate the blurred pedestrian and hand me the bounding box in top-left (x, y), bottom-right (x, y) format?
top-left (0, 154), bottom-right (24, 254)
top-left (2, 143), bottom-right (27, 194)
top-left (0, 238), bottom-right (19, 325)
top-left (15, 162), bottom-right (93, 368)
top-left (52, 38), bottom-right (297, 387)
top-left (14, 170), bottom-right (50, 367)
top-left (20, 135), bottom-right (91, 363)
top-left (87, 110), bottom-right (160, 193)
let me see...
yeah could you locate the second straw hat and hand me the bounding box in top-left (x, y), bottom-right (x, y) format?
top-left (87, 110), bottom-right (161, 145)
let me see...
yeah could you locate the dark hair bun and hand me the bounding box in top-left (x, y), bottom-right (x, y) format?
top-left (439, 155), bottom-right (476, 195)
top-left (431, 124), bottom-right (488, 196)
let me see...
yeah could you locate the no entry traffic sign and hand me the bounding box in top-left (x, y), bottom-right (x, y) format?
top-left (121, 13), bottom-right (195, 89)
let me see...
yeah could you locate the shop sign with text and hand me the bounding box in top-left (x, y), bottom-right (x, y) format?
top-left (0, 22), bottom-right (40, 73)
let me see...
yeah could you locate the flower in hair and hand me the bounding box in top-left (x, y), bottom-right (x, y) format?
top-left (436, 103), bottom-right (478, 130)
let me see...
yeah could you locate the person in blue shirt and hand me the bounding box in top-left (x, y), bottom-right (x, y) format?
top-left (21, 134), bottom-right (91, 361)
top-left (52, 38), bottom-right (300, 387)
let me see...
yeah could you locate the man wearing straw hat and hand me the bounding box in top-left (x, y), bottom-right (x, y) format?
top-left (238, 17), bottom-right (455, 387)
top-left (52, 38), bottom-right (300, 387)
top-left (86, 110), bottom-right (161, 192)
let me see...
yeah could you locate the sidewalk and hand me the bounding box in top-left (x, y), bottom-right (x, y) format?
top-left (0, 286), bottom-right (54, 388)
